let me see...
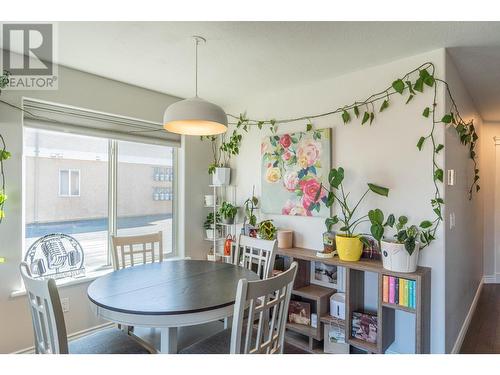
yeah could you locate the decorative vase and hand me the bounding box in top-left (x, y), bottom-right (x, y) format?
top-left (212, 167), bottom-right (231, 186)
top-left (335, 235), bottom-right (363, 261)
top-left (204, 195), bottom-right (215, 207)
top-left (277, 230), bottom-right (293, 249)
top-left (381, 240), bottom-right (420, 273)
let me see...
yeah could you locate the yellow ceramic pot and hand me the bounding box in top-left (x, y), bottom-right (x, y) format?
top-left (335, 235), bottom-right (363, 261)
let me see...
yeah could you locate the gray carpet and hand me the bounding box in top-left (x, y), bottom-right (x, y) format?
top-left (69, 328), bottom-right (150, 354)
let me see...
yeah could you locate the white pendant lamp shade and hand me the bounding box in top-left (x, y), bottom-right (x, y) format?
top-left (163, 96), bottom-right (228, 136)
top-left (163, 35), bottom-right (228, 136)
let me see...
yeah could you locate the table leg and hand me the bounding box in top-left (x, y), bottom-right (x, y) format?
top-left (160, 327), bottom-right (178, 354)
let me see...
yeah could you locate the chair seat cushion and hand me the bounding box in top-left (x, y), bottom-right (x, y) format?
top-left (69, 327), bottom-right (150, 354)
top-left (179, 328), bottom-right (307, 354)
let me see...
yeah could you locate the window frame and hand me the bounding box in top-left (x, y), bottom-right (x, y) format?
top-left (24, 127), bottom-right (178, 273)
top-left (58, 168), bottom-right (81, 197)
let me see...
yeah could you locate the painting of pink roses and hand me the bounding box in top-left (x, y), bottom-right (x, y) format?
top-left (261, 129), bottom-right (331, 217)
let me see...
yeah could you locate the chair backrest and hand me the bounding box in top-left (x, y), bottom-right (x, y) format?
top-left (111, 231), bottom-right (163, 270)
top-left (234, 235), bottom-right (277, 279)
top-left (230, 262), bottom-right (298, 354)
top-left (20, 262), bottom-right (68, 354)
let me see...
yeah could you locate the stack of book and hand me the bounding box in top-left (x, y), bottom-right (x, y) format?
top-left (382, 275), bottom-right (416, 309)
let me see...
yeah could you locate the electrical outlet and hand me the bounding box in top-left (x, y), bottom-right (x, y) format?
top-left (447, 169), bottom-right (455, 186)
top-left (61, 297), bottom-right (69, 313)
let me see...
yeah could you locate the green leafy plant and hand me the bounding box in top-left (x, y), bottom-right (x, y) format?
top-left (0, 70), bottom-right (11, 223)
top-left (205, 130), bottom-right (244, 174)
top-left (257, 220), bottom-right (277, 240)
top-left (203, 212), bottom-right (221, 230)
top-left (320, 167), bottom-right (389, 237)
top-left (219, 201), bottom-right (237, 221)
top-left (368, 212), bottom-right (436, 254)
top-left (244, 188), bottom-right (259, 227)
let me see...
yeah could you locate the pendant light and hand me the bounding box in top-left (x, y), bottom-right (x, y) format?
top-left (163, 36), bottom-right (228, 136)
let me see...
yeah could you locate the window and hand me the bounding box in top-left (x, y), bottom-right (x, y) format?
top-left (59, 169), bottom-right (80, 196)
top-left (24, 127), bottom-right (177, 275)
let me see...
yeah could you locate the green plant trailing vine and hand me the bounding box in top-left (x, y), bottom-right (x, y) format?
top-left (219, 62), bottom-right (479, 249)
top-left (0, 70), bottom-right (11, 223)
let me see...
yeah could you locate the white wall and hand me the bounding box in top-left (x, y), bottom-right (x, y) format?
top-left (480, 121), bottom-right (500, 281)
top-left (226, 49), bottom-right (448, 353)
top-left (0, 62), bottom-right (210, 353)
top-left (443, 53), bottom-right (484, 353)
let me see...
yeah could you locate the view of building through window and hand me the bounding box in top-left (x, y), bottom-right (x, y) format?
top-left (24, 128), bottom-right (174, 272)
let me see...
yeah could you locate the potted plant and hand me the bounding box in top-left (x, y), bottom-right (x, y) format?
top-left (243, 188), bottom-right (259, 236)
top-left (257, 220), bottom-right (277, 240)
top-left (206, 130), bottom-right (243, 185)
top-left (368, 212), bottom-right (435, 273)
top-left (320, 167), bottom-right (389, 262)
top-left (219, 201), bottom-right (238, 224)
top-left (204, 212), bottom-right (221, 239)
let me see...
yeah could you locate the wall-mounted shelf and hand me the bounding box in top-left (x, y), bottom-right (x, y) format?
top-left (277, 246), bottom-right (431, 354)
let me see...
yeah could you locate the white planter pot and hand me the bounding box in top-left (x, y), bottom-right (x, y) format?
top-left (205, 229), bottom-right (215, 239)
top-left (204, 195), bottom-right (215, 207)
top-left (381, 240), bottom-right (420, 273)
top-left (212, 167), bottom-right (231, 186)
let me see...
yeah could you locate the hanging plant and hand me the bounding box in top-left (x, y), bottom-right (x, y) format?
top-left (0, 70), bottom-right (11, 223)
top-left (218, 62), bottom-right (479, 249)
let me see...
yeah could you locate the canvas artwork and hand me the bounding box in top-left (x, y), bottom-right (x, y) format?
top-left (261, 128), bottom-right (331, 217)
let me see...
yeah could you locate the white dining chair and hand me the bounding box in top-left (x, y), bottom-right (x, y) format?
top-left (233, 235), bottom-right (277, 280)
top-left (180, 262), bottom-right (298, 354)
top-left (111, 231), bottom-right (163, 270)
top-left (20, 262), bottom-right (150, 354)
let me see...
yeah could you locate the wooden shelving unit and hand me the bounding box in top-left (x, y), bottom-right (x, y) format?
top-left (278, 247), bottom-right (431, 354)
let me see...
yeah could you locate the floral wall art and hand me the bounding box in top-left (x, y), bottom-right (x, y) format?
top-left (261, 129), bottom-right (331, 217)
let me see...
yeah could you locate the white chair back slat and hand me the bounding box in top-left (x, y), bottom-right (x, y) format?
top-left (20, 262), bottom-right (68, 354)
top-left (230, 262), bottom-right (298, 354)
top-left (111, 232), bottom-right (163, 270)
top-left (234, 235), bottom-right (277, 279)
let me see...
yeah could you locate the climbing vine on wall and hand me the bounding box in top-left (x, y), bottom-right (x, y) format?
top-left (217, 62), bottom-right (479, 248)
top-left (0, 71), bottom-right (11, 223)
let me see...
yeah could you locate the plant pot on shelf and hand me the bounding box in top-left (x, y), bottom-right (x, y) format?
top-left (381, 240), bottom-right (420, 273)
top-left (204, 195), bottom-right (215, 207)
top-left (221, 216), bottom-right (235, 225)
top-left (212, 167), bottom-right (231, 186)
top-left (335, 235), bottom-right (363, 261)
top-left (205, 228), bottom-right (217, 239)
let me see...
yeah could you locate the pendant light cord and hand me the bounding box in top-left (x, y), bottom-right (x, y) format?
top-left (195, 37), bottom-right (198, 97)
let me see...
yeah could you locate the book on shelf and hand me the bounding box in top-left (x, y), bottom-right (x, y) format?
top-left (383, 276), bottom-right (416, 309)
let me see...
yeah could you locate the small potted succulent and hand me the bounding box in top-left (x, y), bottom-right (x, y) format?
top-left (204, 212), bottom-right (221, 239)
top-left (368, 211), bottom-right (435, 273)
top-left (257, 220), bottom-right (277, 240)
top-left (219, 201), bottom-right (238, 224)
top-left (320, 167), bottom-right (389, 262)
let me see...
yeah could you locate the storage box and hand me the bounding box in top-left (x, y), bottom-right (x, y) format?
top-left (330, 293), bottom-right (346, 320)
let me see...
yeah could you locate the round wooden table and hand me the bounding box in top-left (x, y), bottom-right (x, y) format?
top-left (87, 260), bottom-right (259, 353)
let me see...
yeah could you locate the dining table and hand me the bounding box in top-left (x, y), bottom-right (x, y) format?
top-left (87, 259), bottom-right (259, 353)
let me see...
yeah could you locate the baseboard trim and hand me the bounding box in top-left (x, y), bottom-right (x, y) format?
top-left (451, 279), bottom-right (484, 354)
top-left (483, 273), bottom-right (500, 284)
top-left (13, 322), bottom-right (114, 354)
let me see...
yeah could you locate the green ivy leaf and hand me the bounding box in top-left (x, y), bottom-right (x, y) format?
top-left (417, 136), bottom-right (426, 151)
top-left (325, 216), bottom-right (339, 231)
top-left (434, 168), bottom-right (444, 182)
top-left (405, 95), bottom-right (414, 104)
top-left (306, 123), bottom-right (313, 132)
top-left (435, 144), bottom-right (444, 153)
top-left (422, 107), bottom-right (430, 118)
top-left (442, 114), bottom-right (453, 123)
top-left (329, 167), bottom-right (345, 189)
top-left (361, 112), bottom-right (370, 125)
top-left (0, 150), bottom-right (11, 160)
top-left (420, 220), bottom-right (433, 229)
top-left (379, 100), bottom-right (389, 112)
top-left (414, 77), bottom-right (424, 93)
top-left (257, 121), bottom-right (264, 129)
top-left (354, 106), bottom-right (360, 118)
top-left (367, 183), bottom-right (389, 197)
top-left (384, 214), bottom-right (395, 227)
top-left (370, 112), bottom-right (375, 125)
top-left (392, 79), bottom-right (405, 94)
top-left (342, 110), bottom-right (351, 124)
top-left (406, 80), bottom-right (415, 95)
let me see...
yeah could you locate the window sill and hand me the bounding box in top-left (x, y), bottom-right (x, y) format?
top-left (10, 266), bottom-right (114, 299)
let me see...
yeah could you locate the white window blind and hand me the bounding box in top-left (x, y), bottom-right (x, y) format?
top-left (22, 98), bottom-right (181, 147)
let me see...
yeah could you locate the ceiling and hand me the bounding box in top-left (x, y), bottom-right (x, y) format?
top-left (5, 22), bottom-right (500, 120)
